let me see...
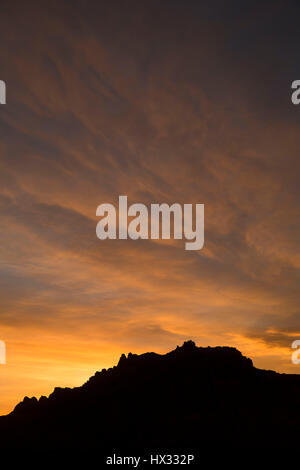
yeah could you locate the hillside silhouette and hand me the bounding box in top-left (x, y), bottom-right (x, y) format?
top-left (0, 340), bottom-right (299, 451)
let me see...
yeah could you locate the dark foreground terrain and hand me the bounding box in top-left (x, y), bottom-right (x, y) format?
top-left (0, 340), bottom-right (299, 452)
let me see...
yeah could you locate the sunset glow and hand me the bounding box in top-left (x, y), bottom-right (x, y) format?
top-left (0, 0), bottom-right (300, 415)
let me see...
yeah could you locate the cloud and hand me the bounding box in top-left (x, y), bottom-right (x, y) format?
top-left (0, 0), bottom-right (300, 413)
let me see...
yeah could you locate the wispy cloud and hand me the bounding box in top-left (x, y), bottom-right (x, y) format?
top-left (0, 0), bottom-right (299, 413)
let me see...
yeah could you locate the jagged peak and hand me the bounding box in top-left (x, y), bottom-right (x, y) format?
top-left (9, 341), bottom-right (258, 417)
top-left (176, 339), bottom-right (197, 350)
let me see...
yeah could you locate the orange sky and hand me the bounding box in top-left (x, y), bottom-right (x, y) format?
top-left (0, 0), bottom-right (300, 414)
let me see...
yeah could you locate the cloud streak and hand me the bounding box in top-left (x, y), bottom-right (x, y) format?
top-left (0, 0), bottom-right (299, 413)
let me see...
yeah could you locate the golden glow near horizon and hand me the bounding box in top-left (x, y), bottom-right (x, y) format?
top-left (0, 1), bottom-right (300, 414)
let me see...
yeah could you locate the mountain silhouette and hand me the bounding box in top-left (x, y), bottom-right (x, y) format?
top-left (0, 340), bottom-right (299, 452)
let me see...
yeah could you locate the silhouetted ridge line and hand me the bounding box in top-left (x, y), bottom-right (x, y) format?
top-left (0, 340), bottom-right (299, 450)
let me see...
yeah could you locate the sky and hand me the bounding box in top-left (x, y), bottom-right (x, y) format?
top-left (0, 0), bottom-right (300, 414)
